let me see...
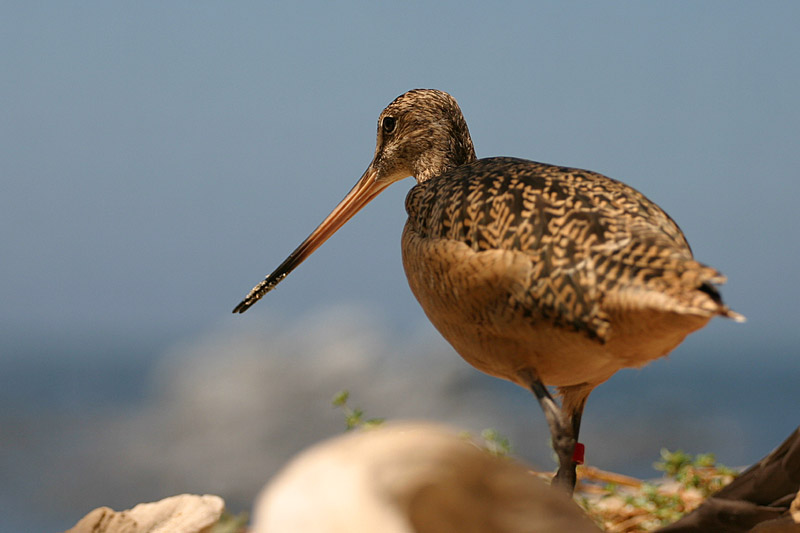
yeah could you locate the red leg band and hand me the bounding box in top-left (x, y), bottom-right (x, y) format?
top-left (573, 442), bottom-right (585, 465)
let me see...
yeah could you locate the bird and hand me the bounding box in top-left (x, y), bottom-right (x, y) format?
top-left (233, 89), bottom-right (744, 493)
top-left (251, 422), bottom-right (603, 533)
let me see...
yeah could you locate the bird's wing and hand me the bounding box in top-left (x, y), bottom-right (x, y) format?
top-left (406, 158), bottom-right (737, 341)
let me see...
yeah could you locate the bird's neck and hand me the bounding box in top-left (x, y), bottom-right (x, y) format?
top-left (414, 135), bottom-right (477, 183)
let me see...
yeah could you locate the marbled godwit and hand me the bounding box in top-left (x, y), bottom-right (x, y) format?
top-left (233, 89), bottom-right (743, 492)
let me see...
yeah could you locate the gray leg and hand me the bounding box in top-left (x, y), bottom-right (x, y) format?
top-left (529, 380), bottom-right (578, 493)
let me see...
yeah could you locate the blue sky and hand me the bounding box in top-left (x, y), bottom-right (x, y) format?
top-left (3, 3), bottom-right (800, 351)
top-left (3, 2), bottom-right (799, 353)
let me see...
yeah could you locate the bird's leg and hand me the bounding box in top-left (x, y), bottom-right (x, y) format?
top-left (555, 387), bottom-right (590, 491)
top-left (528, 379), bottom-right (579, 493)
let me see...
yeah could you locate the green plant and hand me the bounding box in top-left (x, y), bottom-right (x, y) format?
top-left (331, 390), bottom-right (385, 430)
top-left (480, 428), bottom-right (513, 457)
top-left (654, 448), bottom-right (737, 496)
top-left (579, 449), bottom-right (738, 532)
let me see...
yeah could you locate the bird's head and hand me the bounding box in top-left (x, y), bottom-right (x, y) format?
top-left (233, 89), bottom-right (475, 312)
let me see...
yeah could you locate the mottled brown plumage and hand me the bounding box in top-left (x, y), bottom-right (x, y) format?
top-left (234, 89), bottom-right (743, 493)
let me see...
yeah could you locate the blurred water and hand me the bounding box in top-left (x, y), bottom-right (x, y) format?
top-left (0, 313), bottom-right (797, 533)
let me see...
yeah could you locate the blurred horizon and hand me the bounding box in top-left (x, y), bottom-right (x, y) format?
top-left (2, 303), bottom-right (798, 532)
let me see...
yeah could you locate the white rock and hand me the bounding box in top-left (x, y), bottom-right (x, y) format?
top-left (252, 422), bottom-right (601, 533)
top-left (65, 493), bottom-right (225, 533)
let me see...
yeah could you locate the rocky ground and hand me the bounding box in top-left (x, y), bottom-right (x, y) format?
top-left (64, 425), bottom-right (800, 533)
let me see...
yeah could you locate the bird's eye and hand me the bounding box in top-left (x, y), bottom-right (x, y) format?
top-left (382, 116), bottom-right (396, 134)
